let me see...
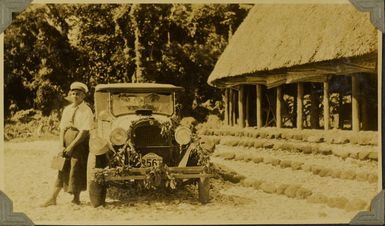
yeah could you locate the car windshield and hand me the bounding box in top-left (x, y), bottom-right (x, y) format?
top-left (111, 92), bottom-right (174, 116)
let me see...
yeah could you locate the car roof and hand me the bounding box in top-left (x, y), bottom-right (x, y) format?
top-left (95, 83), bottom-right (184, 92)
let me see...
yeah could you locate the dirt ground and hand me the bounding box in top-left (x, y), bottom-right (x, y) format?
top-left (3, 138), bottom-right (366, 225)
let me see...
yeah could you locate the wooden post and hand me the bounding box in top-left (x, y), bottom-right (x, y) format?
top-left (323, 81), bottom-right (330, 130)
top-left (310, 87), bottom-right (320, 129)
top-left (352, 75), bottom-right (360, 132)
top-left (238, 86), bottom-right (245, 128)
top-left (276, 86), bottom-right (282, 128)
top-left (297, 82), bottom-right (303, 130)
top-left (245, 87), bottom-right (250, 127)
top-left (361, 92), bottom-right (368, 130)
top-left (338, 92), bottom-right (343, 129)
top-left (224, 89), bottom-right (229, 126)
top-left (232, 89), bottom-right (237, 126)
top-left (229, 89), bottom-right (234, 126)
top-left (256, 84), bottom-right (262, 128)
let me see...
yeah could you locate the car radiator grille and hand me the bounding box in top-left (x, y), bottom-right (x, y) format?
top-left (132, 123), bottom-right (176, 165)
top-left (132, 124), bottom-right (169, 147)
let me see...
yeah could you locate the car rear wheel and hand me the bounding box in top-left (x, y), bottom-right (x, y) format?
top-left (198, 177), bottom-right (210, 204)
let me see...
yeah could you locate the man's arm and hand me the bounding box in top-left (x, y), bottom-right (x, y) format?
top-left (63, 130), bottom-right (89, 157)
top-left (59, 128), bottom-right (65, 147)
top-left (64, 103), bottom-right (93, 157)
top-left (58, 128), bottom-right (66, 156)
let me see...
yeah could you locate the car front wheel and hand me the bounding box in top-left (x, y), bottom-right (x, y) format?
top-left (198, 177), bottom-right (210, 204)
top-left (89, 180), bottom-right (106, 207)
top-left (87, 154), bottom-right (107, 207)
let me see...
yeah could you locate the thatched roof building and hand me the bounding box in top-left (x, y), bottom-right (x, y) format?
top-left (208, 3), bottom-right (377, 88)
top-left (208, 3), bottom-right (378, 132)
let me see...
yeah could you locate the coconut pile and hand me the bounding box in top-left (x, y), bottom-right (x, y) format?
top-left (200, 126), bottom-right (379, 213)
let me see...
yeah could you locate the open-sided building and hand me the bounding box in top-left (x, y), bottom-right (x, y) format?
top-left (208, 3), bottom-right (378, 132)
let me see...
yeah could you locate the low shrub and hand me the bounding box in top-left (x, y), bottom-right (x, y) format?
top-left (180, 117), bottom-right (198, 130)
top-left (368, 174), bottom-right (378, 183)
top-left (252, 156), bottom-right (264, 164)
top-left (340, 170), bottom-right (356, 180)
top-left (214, 164), bottom-right (245, 183)
top-left (295, 187), bottom-right (312, 199)
top-left (308, 193), bottom-right (328, 204)
top-left (290, 162), bottom-right (304, 170)
top-left (302, 164), bottom-right (312, 172)
top-left (356, 172), bottom-right (369, 182)
top-left (331, 169), bottom-right (342, 178)
top-left (260, 182), bottom-right (276, 194)
top-left (327, 197), bottom-right (348, 209)
top-left (358, 151), bottom-right (370, 160)
top-left (284, 185), bottom-right (301, 198)
top-left (252, 179), bottom-right (263, 189)
top-left (280, 160), bottom-right (292, 168)
top-left (368, 151), bottom-right (378, 160)
top-left (318, 146), bottom-right (332, 155)
top-left (10, 109), bottom-right (39, 123)
top-left (243, 153), bottom-right (253, 162)
top-left (318, 168), bottom-right (330, 177)
top-left (5, 109), bottom-right (60, 141)
top-left (345, 199), bottom-right (368, 211)
top-left (241, 178), bottom-right (254, 187)
top-left (262, 142), bottom-right (274, 149)
top-left (234, 154), bottom-right (245, 161)
top-left (276, 184), bottom-right (289, 194)
top-left (222, 152), bottom-right (236, 160)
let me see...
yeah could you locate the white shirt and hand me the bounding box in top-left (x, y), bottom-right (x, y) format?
top-left (60, 102), bottom-right (93, 131)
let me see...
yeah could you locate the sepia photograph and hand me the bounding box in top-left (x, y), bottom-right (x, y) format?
top-left (1, 0), bottom-right (383, 225)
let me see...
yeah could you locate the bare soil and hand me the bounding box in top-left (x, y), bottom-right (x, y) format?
top-left (3, 138), bottom-right (368, 225)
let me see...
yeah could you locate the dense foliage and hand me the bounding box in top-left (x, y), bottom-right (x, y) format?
top-left (4, 4), bottom-right (251, 118)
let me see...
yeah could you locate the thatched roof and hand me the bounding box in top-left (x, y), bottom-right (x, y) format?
top-left (208, 3), bottom-right (378, 88)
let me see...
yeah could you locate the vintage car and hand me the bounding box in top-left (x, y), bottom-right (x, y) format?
top-left (87, 83), bottom-right (211, 207)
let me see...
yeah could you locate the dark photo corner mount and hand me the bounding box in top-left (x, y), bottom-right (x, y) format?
top-left (1, 1), bottom-right (40, 226)
top-left (348, 0), bottom-right (385, 225)
top-left (0, 0), bottom-right (384, 226)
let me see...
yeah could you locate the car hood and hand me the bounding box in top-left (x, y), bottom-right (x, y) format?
top-left (111, 114), bottom-right (172, 131)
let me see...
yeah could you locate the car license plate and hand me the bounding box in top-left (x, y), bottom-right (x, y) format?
top-left (141, 153), bottom-right (163, 167)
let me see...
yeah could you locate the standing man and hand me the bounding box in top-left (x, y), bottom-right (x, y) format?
top-left (42, 82), bottom-right (93, 206)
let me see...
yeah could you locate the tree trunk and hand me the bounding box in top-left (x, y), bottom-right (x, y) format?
top-left (130, 5), bottom-right (145, 83)
top-left (114, 5), bottom-right (131, 83)
top-left (228, 24), bottom-right (233, 41)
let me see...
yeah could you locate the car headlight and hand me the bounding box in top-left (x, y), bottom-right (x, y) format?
top-left (89, 135), bottom-right (110, 155)
top-left (110, 127), bottom-right (128, 146)
top-left (175, 126), bottom-right (192, 145)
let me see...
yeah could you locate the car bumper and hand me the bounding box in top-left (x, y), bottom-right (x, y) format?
top-left (100, 166), bottom-right (212, 182)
